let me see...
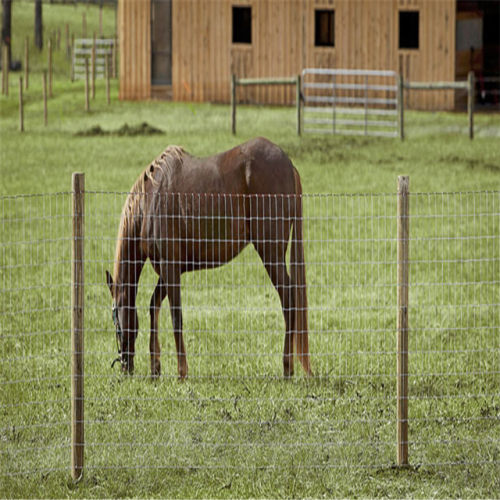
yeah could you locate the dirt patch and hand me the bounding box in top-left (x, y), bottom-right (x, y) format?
top-left (76, 122), bottom-right (165, 137)
top-left (440, 154), bottom-right (500, 173)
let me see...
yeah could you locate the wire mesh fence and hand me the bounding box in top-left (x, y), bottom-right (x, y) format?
top-left (1, 186), bottom-right (499, 478)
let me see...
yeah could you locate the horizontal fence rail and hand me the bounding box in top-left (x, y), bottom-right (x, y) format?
top-left (399, 72), bottom-right (475, 140)
top-left (1, 185), bottom-right (499, 479)
top-left (301, 69), bottom-right (399, 138)
top-left (231, 75), bottom-right (301, 135)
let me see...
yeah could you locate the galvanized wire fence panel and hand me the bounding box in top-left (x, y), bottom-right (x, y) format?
top-left (1, 190), bottom-right (498, 477)
top-left (408, 192), bottom-right (499, 465)
top-left (1, 193), bottom-right (73, 476)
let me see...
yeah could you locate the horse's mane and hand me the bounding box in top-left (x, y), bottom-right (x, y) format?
top-left (113, 145), bottom-right (187, 282)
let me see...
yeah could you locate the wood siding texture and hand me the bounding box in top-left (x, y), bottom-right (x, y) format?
top-left (118, 0), bottom-right (151, 100)
top-left (120, 0), bottom-right (457, 110)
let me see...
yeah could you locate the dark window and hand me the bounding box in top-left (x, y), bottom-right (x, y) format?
top-left (232, 6), bottom-right (252, 44)
top-left (399, 11), bottom-right (419, 49)
top-left (315, 10), bottom-right (335, 47)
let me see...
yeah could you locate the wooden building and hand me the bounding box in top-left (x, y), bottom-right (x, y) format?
top-left (118, 0), bottom-right (499, 110)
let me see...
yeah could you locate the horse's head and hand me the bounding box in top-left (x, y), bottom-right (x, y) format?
top-left (106, 270), bottom-right (138, 374)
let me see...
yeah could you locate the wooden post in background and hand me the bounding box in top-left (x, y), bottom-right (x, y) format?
top-left (70, 35), bottom-right (74, 82)
top-left (25, 37), bottom-right (29, 90)
top-left (231, 74), bottom-right (236, 135)
top-left (99, 5), bottom-right (103, 37)
top-left (113, 34), bottom-right (117, 79)
top-left (106, 54), bottom-right (110, 105)
top-left (1, 43), bottom-right (4, 94)
top-left (57, 27), bottom-right (61, 50)
top-left (66, 23), bottom-right (70, 60)
top-left (48, 39), bottom-right (53, 97)
top-left (85, 59), bottom-right (89, 112)
top-left (82, 12), bottom-right (87, 38)
top-left (398, 75), bottom-right (404, 141)
top-left (71, 172), bottom-right (85, 482)
top-left (397, 175), bottom-right (410, 467)
top-left (468, 71), bottom-right (475, 140)
top-left (3, 43), bottom-right (9, 96)
top-left (18, 77), bottom-right (24, 132)
top-left (43, 71), bottom-right (48, 126)
top-left (296, 74), bottom-right (301, 136)
top-left (91, 34), bottom-right (96, 100)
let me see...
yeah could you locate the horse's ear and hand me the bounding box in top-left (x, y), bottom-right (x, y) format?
top-left (106, 271), bottom-right (114, 297)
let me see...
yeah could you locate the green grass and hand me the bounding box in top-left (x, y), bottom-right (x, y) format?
top-left (3, 0), bottom-right (116, 76)
top-left (2, 2), bottom-right (500, 499)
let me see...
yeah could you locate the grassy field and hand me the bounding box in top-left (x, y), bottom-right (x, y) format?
top-left (1, 2), bottom-right (500, 499)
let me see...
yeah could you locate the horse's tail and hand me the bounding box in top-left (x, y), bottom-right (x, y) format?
top-left (291, 167), bottom-right (312, 376)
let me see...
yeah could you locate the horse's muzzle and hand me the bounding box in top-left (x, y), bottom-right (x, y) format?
top-left (111, 354), bottom-right (134, 374)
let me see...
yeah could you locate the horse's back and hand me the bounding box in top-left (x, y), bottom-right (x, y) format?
top-left (143, 138), bottom-right (298, 270)
top-left (163, 137), bottom-right (296, 197)
top-left (224, 137), bottom-right (296, 196)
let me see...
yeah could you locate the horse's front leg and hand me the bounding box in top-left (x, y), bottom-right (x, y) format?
top-left (150, 277), bottom-right (167, 378)
top-left (166, 267), bottom-right (188, 379)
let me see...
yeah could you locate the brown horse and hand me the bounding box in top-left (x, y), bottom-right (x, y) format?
top-left (106, 137), bottom-right (312, 379)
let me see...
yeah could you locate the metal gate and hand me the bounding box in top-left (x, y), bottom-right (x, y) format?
top-left (73, 39), bottom-right (115, 80)
top-left (302, 69), bottom-right (399, 137)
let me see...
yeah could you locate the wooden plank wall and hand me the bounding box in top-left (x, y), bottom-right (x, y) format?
top-left (172, 0), bottom-right (232, 102)
top-left (397, 0), bottom-right (456, 110)
top-left (121, 0), bottom-right (457, 110)
top-left (118, 0), bottom-right (151, 100)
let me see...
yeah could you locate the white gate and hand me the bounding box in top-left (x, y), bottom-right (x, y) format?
top-left (73, 38), bottom-right (115, 80)
top-left (302, 69), bottom-right (399, 138)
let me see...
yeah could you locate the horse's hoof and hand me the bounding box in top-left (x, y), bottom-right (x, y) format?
top-left (151, 361), bottom-right (161, 379)
top-left (122, 365), bottom-right (134, 376)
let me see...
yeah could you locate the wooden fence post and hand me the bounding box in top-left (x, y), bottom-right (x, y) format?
top-left (398, 75), bottom-right (404, 141)
top-left (106, 54), bottom-right (110, 105)
top-left (85, 59), bottom-right (89, 112)
top-left (48, 39), bottom-right (53, 97)
top-left (113, 34), bottom-right (117, 79)
top-left (99, 5), bottom-right (103, 38)
top-left (70, 36), bottom-right (75, 83)
top-left (1, 43), bottom-right (4, 95)
top-left (25, 37), bottom-right (29, 90)
top-left (468, 71), bottom-right (475, 140)
top-left (91, 34), bottom-right (96, 100)
top-left (3, 43), bottom-right (9, 96)
top-left (71, 172), bottom-right (85, 482)
top-left (43, 70), bottom-right (48, 126)
top-left (19, 77), bottom-right (24, 132)
top-left (66, 23), bottom-right (70, 60)
top-left (296, 74), bottom-right (301, 136)
top-left (397, 175), bottom-right (410, 467)
top-left (231, 74), bottom-right (236, 135)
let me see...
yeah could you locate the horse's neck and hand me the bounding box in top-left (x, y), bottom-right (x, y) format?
top-left (116, 215), bottom-right (145, 306)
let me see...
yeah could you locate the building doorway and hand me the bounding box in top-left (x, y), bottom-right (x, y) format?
top-left (151, 0), bottom-right (172, 86)
top-left (456, 0), bottom-right (500, 108)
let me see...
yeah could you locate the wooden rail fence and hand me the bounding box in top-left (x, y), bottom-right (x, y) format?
top-left (230, 72), bottom-right (476, 140)
top-left (231, 75), bottom-right (302, 136)
top-left (398, 72), bottom-right (475, 140)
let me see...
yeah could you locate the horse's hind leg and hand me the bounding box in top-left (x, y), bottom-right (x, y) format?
top-left (150, 277), bottom-right (168, 378)
top-left (253, 242), bottom-right (294, 378)
top-left (166, 267), bottom-right (188, 379)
